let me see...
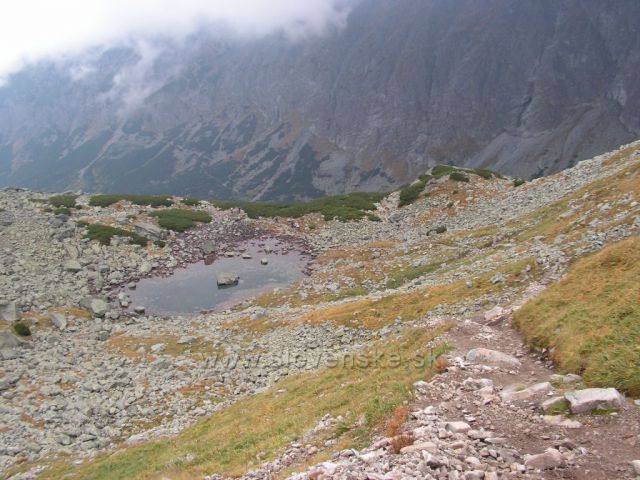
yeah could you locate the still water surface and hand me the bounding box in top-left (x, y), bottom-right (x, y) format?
top-left (126, 238), bottom-right (308, 314)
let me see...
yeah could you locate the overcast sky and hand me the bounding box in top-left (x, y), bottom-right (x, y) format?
top-left (0, 0), bottom-right (349, 82)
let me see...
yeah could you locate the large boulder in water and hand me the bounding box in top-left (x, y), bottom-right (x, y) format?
top-left (217, 273), bottom-right (239, 287)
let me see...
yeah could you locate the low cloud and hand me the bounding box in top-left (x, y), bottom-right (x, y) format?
top-left (0, 0), bottom-right (352, 84)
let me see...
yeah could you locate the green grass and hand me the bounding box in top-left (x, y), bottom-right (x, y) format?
top-left (514, 237), bottom-right (640, 396)
top-left (13, 323), bottom-right (31, 337)
top-left (213, 192), bottom-right (386, 222)
top-left (385, 260), bottom-right (442, 289)
top-left (40, 326), bottom-right (451, 479)
top-left (431, 165), bottom-right (502, 180)
top-left (397, 165), bottom-right (502, 207)
top-left (513, 178), bottom-right (526, 187)
top-left (149, 209), bottom-right (212, 232)
top-left (53, 207), bottom-right (71, 216)
top-left (182, 198), bottom-right (201, 206)
top-left (48, 194), bottom-right (78, 208)
top-left (546, 399), bottom-right (570, 415)
top-left (89, 195), bottom-right (173, 208)
top-left (431, 165), bottom-right (459, 178)
top-left (82, 223), bottom-right (148, 247)
top-left (449, 171), bottom-right (469, 182)
top-left (398, 176), bottom-right (430, 207)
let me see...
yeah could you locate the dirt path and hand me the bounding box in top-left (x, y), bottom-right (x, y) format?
top-left (415, 292), bottom-right (640, 479)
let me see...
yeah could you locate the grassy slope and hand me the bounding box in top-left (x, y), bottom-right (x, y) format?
top-left (514, 237), bottom-right (640, 396)
top-left (42, 327), bottom-right (450, 479)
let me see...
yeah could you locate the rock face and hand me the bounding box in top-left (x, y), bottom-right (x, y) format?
top-left (565, 388), bottom-right (626, 413)
top-left (217, 273), bottom-right (240, 287)
top-left (465, 348), bottom-right (521, 370)
top-left (1, 1), bottom-right (639, 199)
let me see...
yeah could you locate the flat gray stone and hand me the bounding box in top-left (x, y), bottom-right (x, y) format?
top-left (48, 312), bottom-right (68, 331)
top-left (63, 260), bottom-right (82, 272)
top-left (501, 382), bottom-right (552, 402)
top-left (564, 388), bottom-right (625, 414)
top-left (80, 297), bottom-right (109, 317)
top-left (133, 222), bottom-right (166, 241)
top-left (466, 348), bottom-right (521, 370)
top-left (542, 415), bottom-right (582, 429)
top-left (445, 421), bottom-right (471, 434)
top-left (525, 448), bottom-right (564, 470)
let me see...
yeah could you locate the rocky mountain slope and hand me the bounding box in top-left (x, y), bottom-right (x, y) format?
top-left (1, 0), bottom-right (640, 200)
top-left (1, 140), bottom-right (640, 479)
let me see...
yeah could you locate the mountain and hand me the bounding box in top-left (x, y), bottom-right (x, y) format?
top-left (1, 0), bottom-right (639, 200)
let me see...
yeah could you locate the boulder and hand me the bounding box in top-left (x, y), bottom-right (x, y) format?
top-left (139, 262), bottom-right (153, 275)
top-left (524, 448), bottom-right (564, 470)
top-left (465, 348), bottom-right (521, 370)
top-left (500, 382), bottom-right (552, 402)
top-left (483, 306), bottom-right (509, 323)
top-left (445, 421), bottom-right (471, 434)
top-left (541, 396), bottom-right (567, 413)
top-left (199, 240), bottom-right (216, 255)
top-left (48, 312), bottom-right (68, 331)
top-left (63, 260), bottom-right (82, 273)
top-left (260, 258), bottom-right (269, 265)
top-left (217, 272), bottom-right (240, 287)
top-left (80, 297), bottom-right (109, 317)
top-left (0, 331), bottom-right (30, 350)
top-left (490, 273), bottom-right (505, 284)
top-left (564, 388), bottom-right (625, 414)
top-left (631, 460), bottom-right (640, 475)
top-left (0, 210), bottom-right (16, 227)
top-left (242, 253), bottom-right (252, 259)
top-left (0, 301), bottom-right (21, 322)
top-left (399, 441), bottom-right (438, 454)
top-left (134, 222), bottom-right (166, 241)
top-left (550, 373), bottom-right (582, 385)
top-left (542, 415), bottom-right (582, 429)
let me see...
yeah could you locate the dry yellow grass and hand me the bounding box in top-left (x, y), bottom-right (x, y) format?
top-left (514, 237), bottom-right (640, 396)
top-left (512, 161), bottom-right (640, 243)
top-left (602, 143), bottom-right (640, 166)
top-left (39, 326), bottom-right (451, 480)
top-left (106, 334), bottom-right (224, 360)
top-left (297, 259), bottom-right (536, 329)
